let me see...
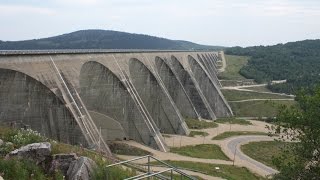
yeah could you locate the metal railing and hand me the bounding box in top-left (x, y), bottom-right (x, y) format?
top-left (106, 155), bottom-right (197, 180)
top-left (0, 49), bottom-right (213, 56)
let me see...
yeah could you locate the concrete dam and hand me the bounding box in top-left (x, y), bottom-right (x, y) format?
top-left (0, 50), bottom-right (232, 153)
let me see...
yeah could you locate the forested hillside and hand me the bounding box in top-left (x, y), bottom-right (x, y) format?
top-left (0, 30), bottom-right (222, 50)
top-left (225, 40), bottom-right (320, 94)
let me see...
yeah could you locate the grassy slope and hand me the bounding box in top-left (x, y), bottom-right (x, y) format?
top-left (215, 118), bottom-right (252, 125)
top-left (108, 142), bottom-right (152, 156)
top-left (221, 89), bottom-right (292, 101)
top-left (170, 144), bottom-right (230, 160)
top-left (212, 131), bottom-right (268, 140)
top-left (156, 160), bottom-right (265, 180)
top-left (188, 131), bottom-right (209, 137)
top-left (218, 54), bottom-right (296, 117)
top-left (185, 118), bottom-right (218, 129)
top-left (241, 141), bottom-right (290, 169)
top-left (229, 100), bottom-right (296, 117)
top-left (242, 86), bottom-right (272, 93)
top-left (218, 55), bottom-right (249, 80)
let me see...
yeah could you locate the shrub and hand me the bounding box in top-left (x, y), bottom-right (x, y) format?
top-left (0, 158), bottom-right (46, 180)
top-left (0, 143), bottom-right (14, 157)
top-left (2, 128), bottom-right (47, 148)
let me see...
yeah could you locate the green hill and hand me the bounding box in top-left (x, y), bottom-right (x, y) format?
top-left (0, 29), bottom-right (223, 50)
top-left (226, 39), bottom-right (320, 94)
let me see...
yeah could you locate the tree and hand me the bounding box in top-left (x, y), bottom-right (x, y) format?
top-left (272, 88), bottom-right (320, 179)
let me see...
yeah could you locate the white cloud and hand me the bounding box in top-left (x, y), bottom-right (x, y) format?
top-left (0, 0), bottom-right (319, 46)
top-left (0, 5), bottom-right (55, 15)
top-left (55, 0), bottom-right (99, 5)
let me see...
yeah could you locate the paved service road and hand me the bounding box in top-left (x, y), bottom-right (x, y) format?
top-left (222, 136), bottom-right (279, 177)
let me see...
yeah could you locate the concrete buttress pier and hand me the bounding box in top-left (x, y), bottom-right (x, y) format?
top-left (0, 50), bottom-right (233, 152)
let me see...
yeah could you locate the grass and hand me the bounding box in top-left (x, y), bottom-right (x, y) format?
top-left (212, 131), bottom-right (269, 140)
top-left (229, 100), bottom-right (296, 117)
top-left (162, 172), bottom-right (203, 180)
top-left (220, 80), bottom-right (256, 87)
top-left (221, 89), bottom-right (293, 101)
top-left (188, 131), bottom-right (209, 137)
top-left (185, 118), bottom-right (218, 129)
top-left (215, 118), bottom-right (252, 125)
top-left (170, 144), bottom-right (230, 160)
top-left (218, 55), bottom-right (249, 80)
top-left (241, 86), bottom-right (272, 93)
top-left (162, 134), bottom-right (172, 138)
top-left (220, 80), bottom-right (241, 87)
top-left (108, 142), bottom-right (152, 156)
top-left (152, 160), bottom-right (265, 180)
top-left (0, 158), bottom-right (58, 180)
top-left (241, 141), bottom-right (291, 169)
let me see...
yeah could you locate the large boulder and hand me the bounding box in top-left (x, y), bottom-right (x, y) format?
top-left (67, 157), bottom-right (97, 180)
top-left (7, 142), bottom-right (51, 165)
top-left (49, 153), bottom-right (78, 176)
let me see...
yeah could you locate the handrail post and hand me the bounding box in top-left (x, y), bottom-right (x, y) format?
top-left (106, 166), bottom-right (108, 180)
top-left (147, 155), bottom-right (150, 180)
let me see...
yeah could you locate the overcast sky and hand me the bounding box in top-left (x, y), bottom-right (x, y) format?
top-left (0, 0), bottom-right (319, 47)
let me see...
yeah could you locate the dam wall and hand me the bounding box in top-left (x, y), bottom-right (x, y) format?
top-left (0, 51), bottom-right (232, 152)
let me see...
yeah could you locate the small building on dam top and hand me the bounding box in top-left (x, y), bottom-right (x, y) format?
top-left (0, 50), bottom-right (232, 155)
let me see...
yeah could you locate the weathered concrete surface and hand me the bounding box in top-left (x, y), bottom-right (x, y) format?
top-left (188, 55), bottom-right (232, 118)
top-left (0, 51), bottom-right (232, 151)
top-left (0, 69), bottom-right (85, 145)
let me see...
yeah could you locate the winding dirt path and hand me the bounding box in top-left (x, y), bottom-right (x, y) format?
top-left (117, 120), bottom-right (277, 178)
top-left (221, 136), bottom-right (278, 176)
top-left (221, 85), bottom-right (294, 98)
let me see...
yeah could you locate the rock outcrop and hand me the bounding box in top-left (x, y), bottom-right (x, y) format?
top-left (7, 142), bottom-right (51, 165)
top-left (67, 156), bottom-right (97, 180)
top-left (49, 153), bottom-right (78, 176)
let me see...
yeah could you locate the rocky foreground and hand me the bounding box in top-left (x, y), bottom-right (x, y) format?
top-left (1, 140), bottom-right (97, 180)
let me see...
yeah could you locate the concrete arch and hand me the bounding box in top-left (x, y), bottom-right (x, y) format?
top-left (129, 58), bottom-right (187, 135)
top-left (206, 53), bottom-right (218, 70)
top-left (201, 54), bottom-right (221, 87)
top-left (199, 54), bottom-right (217, 79)
top-left (204, 54), bottom-right (218, 73)
top-left (212, 53), bottom-right (219, 63)
top-left (197, 54), bottom-right (210, 73)
top-left (154, 56), bottom-right (197, 119)
top-left (170, 55), bottom-right (213, 119)
top-left (188, 55), bottom-right (232, 118)
top-left (197, 54), bottom-right (220, 88)
top-left (0, 68), bottom-right (85, 145)
top-left (79, 61), bottom-right (161, 148)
